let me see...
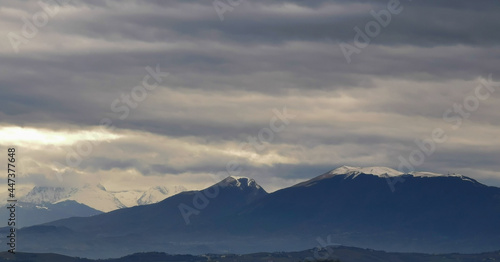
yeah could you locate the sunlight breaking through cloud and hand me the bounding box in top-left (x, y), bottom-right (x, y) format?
top-left (0, 126), bottom-right (122, 147)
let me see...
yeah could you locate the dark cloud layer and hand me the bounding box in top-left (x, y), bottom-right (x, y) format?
top-left (1, 0), bottom-right (499, 191)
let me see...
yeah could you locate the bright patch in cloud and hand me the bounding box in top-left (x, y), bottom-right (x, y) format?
top-left (0, 126), bottom-right (121, 147)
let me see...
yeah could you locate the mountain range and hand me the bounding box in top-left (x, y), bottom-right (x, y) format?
top-left (19, 184), bottom-right (187, 212)
top-left (9, 166), bottom-right (500, 259)
top-left (0, 184), bottom-right (187, 227)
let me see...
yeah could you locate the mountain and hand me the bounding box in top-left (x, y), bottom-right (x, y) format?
top-left (109, 190), bottom-right (144, 207)
top-left (44, 176), bottom-right (267, 233)
top-left (21, 186), bottom-right (73, 204)
top-left (0, 200), bottom-right (101, 228)
top-left (13, 176), bottom-right (268, 258)
top-left (2, 246), bottom-right (500, 262)
top-left (237, 166), bottom-right (500, 253)
top-left (12, 168), bottom-right (500, 258)
top-left (21, 184), bottom-right (125, 212)
top-left (136, 185), bottom-right (187, 205)
top-left (19, 184), bottom-right (188, 212)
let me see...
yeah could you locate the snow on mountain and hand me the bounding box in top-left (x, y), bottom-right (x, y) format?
top-left (298, 165), bottom-right (475, 187)
top-left (303, 166), bottom-right (403, 184)
top-left (326, 166), bottom-right (470, 179)
top-left (136, 185), bottom-right (187, 205)
top-left (20, 184), bottom-right (187, 211)
top-left (20, 185), bottom-right (125, 213)
top-left (112, 190), bottom-right (144, 207)
top-left (54, 184), bottom-right (126, 212)
top-left (218, 176), bottom-right (263, 190)
top-left (329, 166), bottom-right (404, 177)
top-left (21, 186), bottom-right (74, 204)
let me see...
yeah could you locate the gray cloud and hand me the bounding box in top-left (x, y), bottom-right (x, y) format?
top-left (0, 0), bottom-right (499, 191)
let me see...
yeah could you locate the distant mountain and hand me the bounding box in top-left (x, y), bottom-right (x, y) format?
top-left (109, 190), bottom-right (144, 207)
top-left (137, 185), bottom-right (187, 205)
top-left (2, 246), bottom-right (500, 262)
top-left (19, 184), bottom-right (187, 212)
top-left (22, 186), bottom-right (73, 204)
top-left (21, 184), bottom-right (125, 212)
top-left (12, 168), bottom-right (500, 258)
top-left (0, 200), bottom-right (101, 228)
top-left (42, 176), bottom-right (267, 234)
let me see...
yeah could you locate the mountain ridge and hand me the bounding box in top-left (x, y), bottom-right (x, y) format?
top-left (11, 166), bottom-right (500, 258)
top-left (297, 165), bottom-right (479, 187)
top-left (19, 184), bottom-right (187, 212)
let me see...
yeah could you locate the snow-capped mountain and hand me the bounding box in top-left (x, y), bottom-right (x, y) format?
top-left (328, 165), bottom-right (471, 178)
top-left (137, 185), bottom-right (186, 205)
top-left (329, 165), bottom-right (404, 177)
top-left (54, 184), bottom-right (126, 212)
top-left (21, 184), bottom-right (125, 212)
top-left (298, 165), bottom-right (475, 186)
top-left (21, 186), bottom-right (74, 204)
top-left (217, 176), bottom-right (262, 189)
top-left (112, 190), bottom-right (145, 207)
top-left (214, 176), bottom-right (267, 204)
top-left (20, 184), bottom-right (187, 212)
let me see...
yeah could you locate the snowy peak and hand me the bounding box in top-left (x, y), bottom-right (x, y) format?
top-left (327, 166), bottom-right (470, 179)
top-left (329, 166), bottom-right (403, 177)
top-left (218, 176), bottom-right (263, 190)
top-left (20, 184), bottom-right (188, 212)
top-left (54, 184), bottom-right (125, 212)
top-left (111, 190), bottom-right (144, 207)
top-left (213, 176), bottom-right (268, 204)
top-left (137, 185), bottom-right (187, 205)
top-left (21, 184), bottom-right (126, 212)
top-left (21, 186), bottom-right (73, 204)
top-left (298, 165), bottom-right (477, 187)
top-left (302, 166), bottom-right (402, 185)
top-left (20, 185), bottom-right (121, 212)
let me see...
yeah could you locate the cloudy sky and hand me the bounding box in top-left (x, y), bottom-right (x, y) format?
top-left (1, 0), bottom-right (499, 193)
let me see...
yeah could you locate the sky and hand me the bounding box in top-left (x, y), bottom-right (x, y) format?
top-left (0, 0), bottom-right (499, 193)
